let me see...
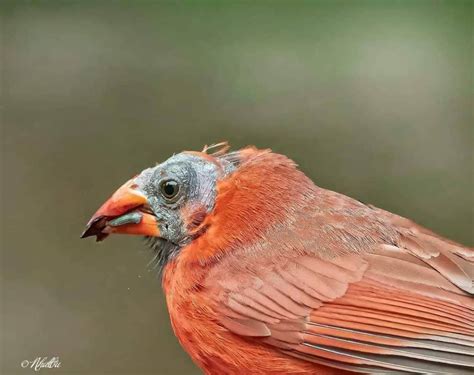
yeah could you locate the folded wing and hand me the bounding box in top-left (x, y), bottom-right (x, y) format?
top-left (208, 214), bottom-right (474, 374)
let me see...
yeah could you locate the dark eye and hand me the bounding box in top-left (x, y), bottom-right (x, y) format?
top-left (160, 179), bottom-right (180, 200)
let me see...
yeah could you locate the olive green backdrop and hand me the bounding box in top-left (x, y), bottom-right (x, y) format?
top-left (1, 1), bottom-right (472, 374)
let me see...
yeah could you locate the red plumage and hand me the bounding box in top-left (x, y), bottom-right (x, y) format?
top-left (83, 146), bottom-right (474, 374)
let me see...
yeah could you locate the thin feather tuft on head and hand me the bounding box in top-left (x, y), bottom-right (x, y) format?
top-left (202, 141), bottom-right (231, 157)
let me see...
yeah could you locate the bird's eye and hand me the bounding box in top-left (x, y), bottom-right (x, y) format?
top-left (160, 179), bottom-right (180, 201)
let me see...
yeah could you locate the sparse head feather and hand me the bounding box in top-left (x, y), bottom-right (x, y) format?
top-left (182, 141), bottom-right (271, 175)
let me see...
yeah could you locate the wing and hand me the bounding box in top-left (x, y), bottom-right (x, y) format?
top-left (205, 202), bottom-right (474, 374)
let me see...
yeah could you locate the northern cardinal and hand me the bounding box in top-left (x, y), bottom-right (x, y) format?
top-left (82, 143), bottom-right (473, 374)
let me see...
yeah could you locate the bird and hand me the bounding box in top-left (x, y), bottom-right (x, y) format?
top-left (81, 143), bottom-right (473, 374)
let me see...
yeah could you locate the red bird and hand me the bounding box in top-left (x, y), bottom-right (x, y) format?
top-left (82, 144), bottom-right (473, 374)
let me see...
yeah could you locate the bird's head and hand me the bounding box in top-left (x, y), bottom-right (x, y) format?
top-left (82, 143), bottom-right (235, 238)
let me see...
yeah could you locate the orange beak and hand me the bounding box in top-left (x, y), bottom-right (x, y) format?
top-left (81, 179), bottom-right (160, 242)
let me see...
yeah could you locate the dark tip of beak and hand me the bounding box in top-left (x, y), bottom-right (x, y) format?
top-left (80, 216), bottom-right (109, 242)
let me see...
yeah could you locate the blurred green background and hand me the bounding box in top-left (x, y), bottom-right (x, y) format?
top-left (1, 1), bottom-right (472, 374)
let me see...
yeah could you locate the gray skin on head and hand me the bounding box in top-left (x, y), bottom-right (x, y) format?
top-left (132, 152), bottom-right (236, 271)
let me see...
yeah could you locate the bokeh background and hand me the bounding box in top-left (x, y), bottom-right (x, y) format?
top-left (1, 1), bottom-right (472, 374)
